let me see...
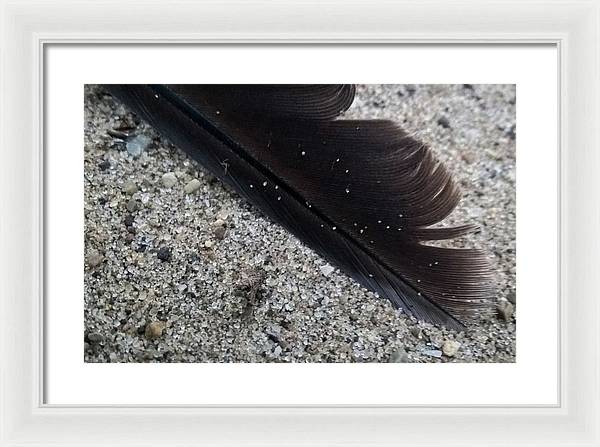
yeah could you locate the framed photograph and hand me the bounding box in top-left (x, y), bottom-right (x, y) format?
top-left (1, 0), bottom-right (599, 445)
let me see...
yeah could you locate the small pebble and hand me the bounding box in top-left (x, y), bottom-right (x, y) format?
top-left (87, 332), bottom-right (104, 343)
top-left (86, 250), bottom-right (104, 268)
top-left (216, 209), bottom-right (230, 220)
top-left (157, 247), bottom-right (172, 262)
top-left (123, 181), bottom-right (138, 195)
top-left (437, 116), bottom-right (451, 129)
top-left (213, 225), bottom-right (227, 240)
top-left (144, 321), bottom-right (165, 339)
top-left (184, 179), bottom-right (201, 194)
top-left (389, 347), bottom-right (410, 363)
top-left (124, 214), bottom-right (135, 227)
top-left (410, 327), bottom-right (423, 339)
top-left (422, 349), bottom-right (443, 358)
top-left (497, 300), bottom-right (514, 321)
top-left (507, 290), bottom-right (516, 304)
top-left (506, 124), bottom-right (516, 141)
top-left (441, 340), bottom-right (461, 357)
top-left (126, 134), bottom-right (151, 157)
top-left (320, 264), bottom-right (335, 277)
top-left (98, 160), bottom-right (110, 171)
top-left (461, 152), bottom-right (476, 165)
top-left (161, 172), bottom-right (178, 188)
top-left (126, 198), bottom-right (138, 212)
top-left (107, 129), bottom-right (130, 140)
top-left (204, 240), bottom-right (214, 249)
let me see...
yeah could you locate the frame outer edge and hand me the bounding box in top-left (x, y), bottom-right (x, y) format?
top-left (1, 0), bottom-right (599, 446)
top-left (564, 2), bottom-right (600, 444)
top-left (1, 1), bottom-right (37, 445)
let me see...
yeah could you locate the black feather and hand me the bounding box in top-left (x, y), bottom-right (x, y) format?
top-left (105, 84), bottom-right (496, 329)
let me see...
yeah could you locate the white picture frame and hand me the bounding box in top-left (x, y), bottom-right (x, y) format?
top-left (1, 0), bottom-right (599, 445)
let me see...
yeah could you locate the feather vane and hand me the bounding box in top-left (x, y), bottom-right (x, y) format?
top-left (106, 84), bottom-right (496, 329)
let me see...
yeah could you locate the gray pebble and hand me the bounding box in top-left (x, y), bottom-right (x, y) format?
top-left (461, 152), bottom-right (476, 165)
top-left (320, 264), bottom-right (335, 277)
top-left (161, 172), bottom-right (177, 188)
top-left (98, 160), bottom-right (111, 171)
top-left (410, 327), bottom-right (423, 339)
top-left (184, 179), bottom-right (201, 194)
top-left (123, 181), bottom-right (138, 195)
top-left (107, 129), bottom-right (131, 140)
top-left (497, 300), bottom-right (514, 321)
top-left (213, 225), bottom-right (227, 240)
top-left (389, 347), bottom-right (410, 363)
top-left (212, 219), bottom-right (227, 240)
top-left (442, 340), bottom-right (461, 357)
top-left (506, 124), bottom-right (516, 140)
top-left (86, 250), bottom-right (104, 268)
top-left (145, 321), bottom-right (165, 339)
top-left (157, 247), bottom-right (172, 262)
top-left (126, 134), bottom-right (151, 157)
top-left (126, 198), bottom-right (138, 213)
top-left (422, 349), bottom-right (443, 358)
top-left (437, 116), bottom-right (451, 129)
top-left (124, 214), bottom-right (135, 227)
top-left (87, 332), bottom-right (104, 343)
top-left (507, 290), bottom-right (516, 304)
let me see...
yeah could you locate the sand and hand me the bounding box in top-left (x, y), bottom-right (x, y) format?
top-left (83, 84), bottom-right (516, 363)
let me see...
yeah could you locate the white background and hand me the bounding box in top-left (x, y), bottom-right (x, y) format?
top-left (45, 45), bottom-right (558, 405)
